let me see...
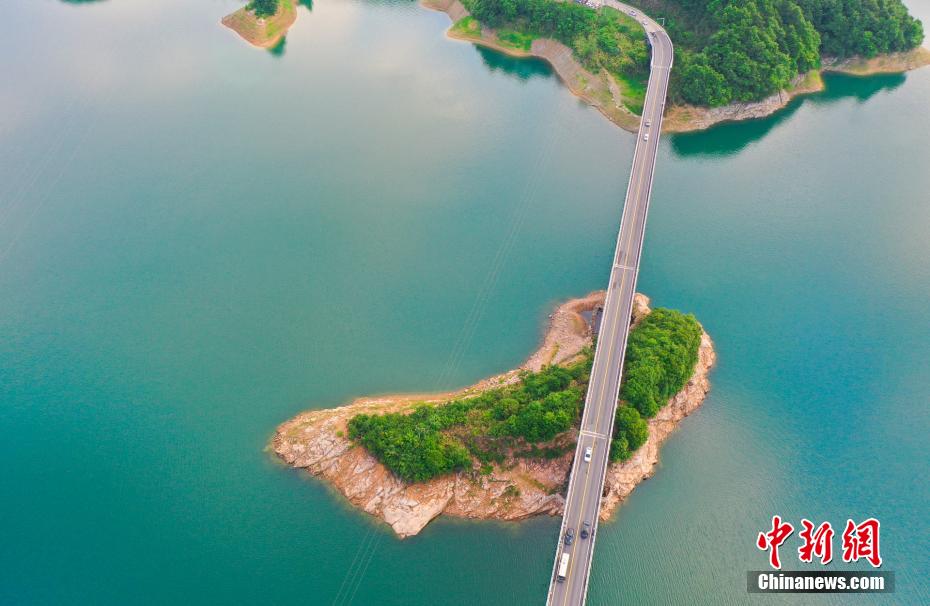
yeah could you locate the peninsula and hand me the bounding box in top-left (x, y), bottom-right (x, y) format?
top-left (273, 293), bottom-right (715, 537)
top-left (221, 0), bottom-right (927, 131)
top-left (426, 0), bottom-right (928, 132)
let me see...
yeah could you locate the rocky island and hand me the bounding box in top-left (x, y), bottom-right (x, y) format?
top-left (273, 293), bottom-right (716, 537)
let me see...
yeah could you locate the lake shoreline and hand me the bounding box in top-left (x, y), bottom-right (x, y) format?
top-left (219, 0), bottom-right (929, 132)
top-left (423, 0), bottom-right (930, 133)
top-left (424, 0), bottom-right (642, 131)
top-left (272, 292), bottom-right (716, 538)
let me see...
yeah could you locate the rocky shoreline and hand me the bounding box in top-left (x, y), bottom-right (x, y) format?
top-left (272, 292), bottom-right (716, 538)
top-left (663, 47), bottom-right (930, 132)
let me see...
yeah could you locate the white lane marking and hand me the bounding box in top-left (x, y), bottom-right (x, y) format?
top-left (579, 430), bottom-right (609, 440)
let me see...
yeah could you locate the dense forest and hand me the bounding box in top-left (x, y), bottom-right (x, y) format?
top-left (612, 308), bottom-right (702, 461)
top-left (348, 308), bottom-right (703, 482)
top-left (460, 0), bottom-right (923, 107)
top-left (659, 0), bottom-right (924, 105)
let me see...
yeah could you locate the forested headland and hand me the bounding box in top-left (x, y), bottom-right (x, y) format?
top-left (650, 0), bottom-right (924, 106)
top-left (456, 0), bottom-right (924, 108)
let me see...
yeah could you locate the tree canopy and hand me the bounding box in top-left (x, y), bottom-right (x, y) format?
top-left (796, 0), bottom-right (924, 57)
top-left (248, 0), bottom-right (279, 18)
top-left (664, 0), bottom-right (923, 105)
top-left (620, 308), bottom-right (703, 419)
top-left (461, 0), bottom-right (924, 107)
top-left (675, 0), bottom-right (821, 105)
top-left (349, 308), bottom-right (703, 483)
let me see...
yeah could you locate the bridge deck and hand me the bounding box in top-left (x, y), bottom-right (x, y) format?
top-left (545, 3), bottom-right (674, 605)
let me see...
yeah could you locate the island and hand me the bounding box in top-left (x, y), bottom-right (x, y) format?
top-left (222, 0), bottom-right (299, 49)
top-left (273, 293), bottom-right (716, 537)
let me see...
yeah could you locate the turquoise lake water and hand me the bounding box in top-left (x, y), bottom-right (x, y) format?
top-left (1, 0), bottom-right (928, 603)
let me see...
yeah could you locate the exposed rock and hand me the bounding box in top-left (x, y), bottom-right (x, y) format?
top-left (272, 292), bottom-right (716, 537)
top-left (663, 72), bottom-right (825, 133)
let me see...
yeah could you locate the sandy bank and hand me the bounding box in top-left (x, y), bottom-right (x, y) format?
top-left (272, 292), bottom-right (716, 538)
top-left (222, 0), bottom-right (298, 49)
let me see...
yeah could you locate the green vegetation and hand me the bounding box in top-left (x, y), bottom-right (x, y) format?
top-left (679, 0), bottom-right (821, 105)
top-left (458, 0), bottom-right (923, 108)
top-left (249, 0), bottom-right (279, 18)
top-left (796, 0), bottom-right (924, 57)
top-left (610, 405), bottom-right (649, 461)
top-left (348, 355), bottom-right (590, 482)
top-left (349, 308), bottom-right (703, 482)
top-left (497, 28), bottom-right (537, 52)
top-left (462, 0), bottom-right (650, 110)
top-left (653, 0), bottom-right (923, 106)
top-left (451, 16), bottom-right (482, 37)
top-left (620, 308), bottom-right (703, 418)
top-left (615, 72), bottom-right (648, 114)
top-left (610, 308), bottom-right (702, 461)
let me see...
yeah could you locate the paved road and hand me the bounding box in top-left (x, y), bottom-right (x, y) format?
top-left (545, 4), bottom-right (673, 606)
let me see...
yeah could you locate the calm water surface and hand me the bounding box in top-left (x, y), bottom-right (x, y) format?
top-left (1, 0), bottom-right (928, 604)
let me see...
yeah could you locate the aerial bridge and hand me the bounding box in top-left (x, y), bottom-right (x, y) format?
top-left (545, 2), bottom-right (674, 605)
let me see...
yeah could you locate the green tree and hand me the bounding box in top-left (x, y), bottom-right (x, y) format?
top-left (610, 405), bottom-right (649, 461)
top-left (679, 57), bottom-right (733, 106)
top-left (248, 0), bottom-right (279, 18)
top-left (620, 308), bottom-right (703, 419)
top-left (796, 0), bottom-right (924, 57)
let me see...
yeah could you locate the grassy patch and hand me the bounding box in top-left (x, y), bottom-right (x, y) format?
top-left (615, 73), bottom-right (647, 115)
top-left (451, 16), bottom-right (481, 38)
top-left (496, 28), bottom-right (535, 52)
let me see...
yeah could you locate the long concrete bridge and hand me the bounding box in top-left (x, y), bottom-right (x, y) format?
top-left (545, 3), bottom-right (673, 605)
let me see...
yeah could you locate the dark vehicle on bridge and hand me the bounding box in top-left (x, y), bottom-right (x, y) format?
top-left (581, 521), bottom-right (591, 539)
top-left (564, 528), bottom-right (575, 546)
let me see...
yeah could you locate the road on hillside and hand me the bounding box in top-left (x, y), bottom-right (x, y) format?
top-left (545, 3), bottom-right (674, 605)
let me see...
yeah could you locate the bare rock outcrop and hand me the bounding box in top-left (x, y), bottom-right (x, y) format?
top-left (272, 292), bottom-right (715, 537)
top-left (663, 72), bottom-right (825, 132)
